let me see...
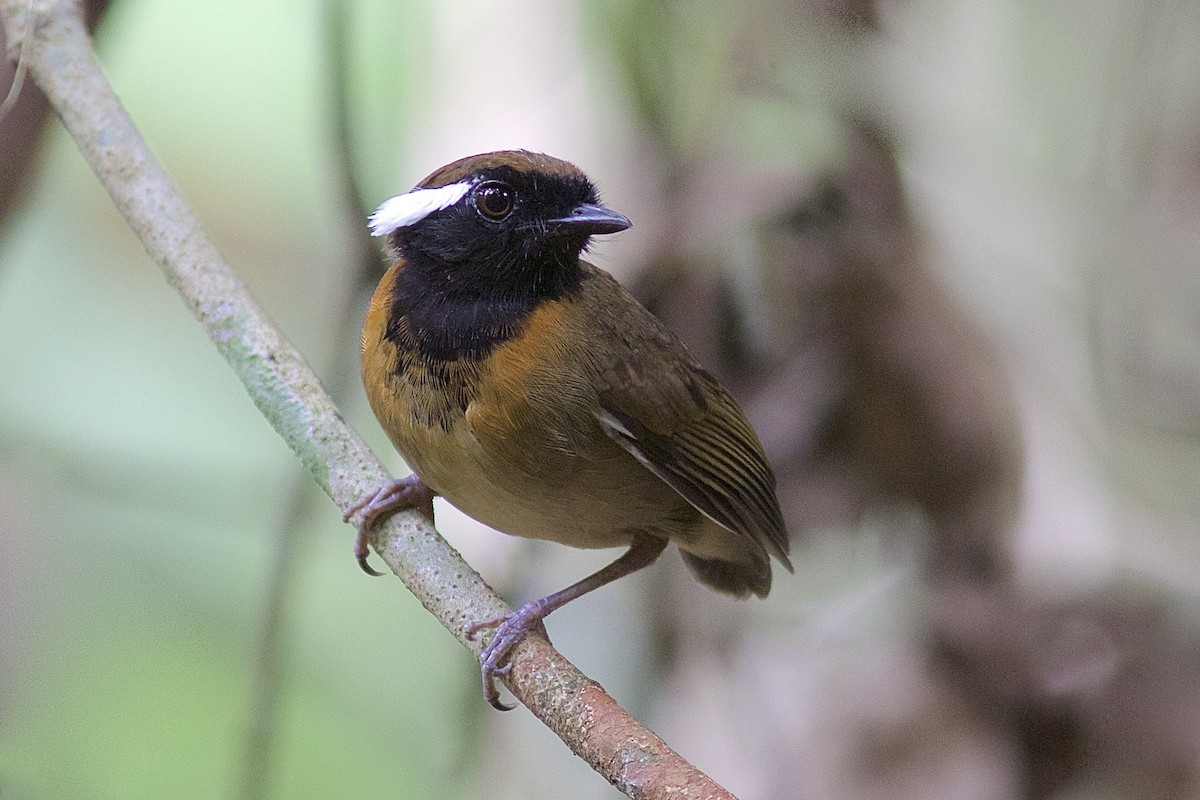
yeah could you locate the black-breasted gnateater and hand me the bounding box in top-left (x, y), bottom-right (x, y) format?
top-left (346, 150), bottom-right (792, 709)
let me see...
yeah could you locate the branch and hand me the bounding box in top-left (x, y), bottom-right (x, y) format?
top-left (0, 1), bottom-right (736, 797)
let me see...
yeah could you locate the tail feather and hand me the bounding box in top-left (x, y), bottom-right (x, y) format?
top-left (680, 551), bottom-right (772, 599)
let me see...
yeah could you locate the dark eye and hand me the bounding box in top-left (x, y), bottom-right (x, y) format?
top-left (474, 181), bottom-right (515, 220)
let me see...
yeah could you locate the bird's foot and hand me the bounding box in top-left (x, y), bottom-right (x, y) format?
top-left (466, 603), bottom-right (551, 711)
top-left (342, 475), bottom-right (436, 576)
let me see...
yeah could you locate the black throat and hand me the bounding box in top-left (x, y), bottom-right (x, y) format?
top-left (385, 247), bottom-right (583, 362)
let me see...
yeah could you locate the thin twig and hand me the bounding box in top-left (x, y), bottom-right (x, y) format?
top-left (321, 0), bottom-right (379, 285)
top-left (234, 482), bottom-right (308, 800)
top-left (0, 0), bottom-right (109, 240)
top-left (0, 1), bottom-right (736, 797)
top-left (0, 0), bottom-right (32, 119)
top-left (234, 2), bottom-right (391, 795)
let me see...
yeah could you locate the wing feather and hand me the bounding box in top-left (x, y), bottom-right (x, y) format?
top-left (596, 372), bottom-right (792, 569)
top-left (578, 263), bottom-right (792, 569)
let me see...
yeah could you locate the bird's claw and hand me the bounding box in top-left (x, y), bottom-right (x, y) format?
top-left (343, 475), bottom-right (435, 576)
top-left (466, 606), bottom-right (550, 711)
top-left (354, 529), bottom-right (386, 577)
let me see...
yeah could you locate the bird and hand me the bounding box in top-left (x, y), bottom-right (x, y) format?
top-left (345, 150), bottom-right (792, 709)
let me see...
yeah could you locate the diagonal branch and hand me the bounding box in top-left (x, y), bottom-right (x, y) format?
top-left (0, 1), bottom-right (736, 797)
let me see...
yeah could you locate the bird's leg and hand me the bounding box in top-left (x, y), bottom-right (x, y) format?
top-left (466, 535), bottom-right (668, 710)
top-left (342, 474), bottom-right (437, 576)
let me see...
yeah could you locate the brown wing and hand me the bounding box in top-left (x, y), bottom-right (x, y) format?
top-left (581, 269), bottom-right (792, 569)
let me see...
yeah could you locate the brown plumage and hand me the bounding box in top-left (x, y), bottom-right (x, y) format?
top-left (347, 150), bottom-right (791, 708)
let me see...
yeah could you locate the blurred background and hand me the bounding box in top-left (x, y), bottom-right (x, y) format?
top-left (2, 0), bottom-right (1200, 798)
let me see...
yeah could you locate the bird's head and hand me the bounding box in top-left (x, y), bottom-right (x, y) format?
top-left (370, 151), bottom-right (630, 299)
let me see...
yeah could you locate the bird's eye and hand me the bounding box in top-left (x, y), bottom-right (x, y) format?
top-left (474, 181), bottom-right (515, 220)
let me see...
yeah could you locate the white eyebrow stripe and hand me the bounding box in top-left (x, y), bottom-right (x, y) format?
top-left (368, 179), bottom-right (475, 236)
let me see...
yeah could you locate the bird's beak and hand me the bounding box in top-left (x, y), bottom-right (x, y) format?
top-left (548, 203), bottom-right (632, 236)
